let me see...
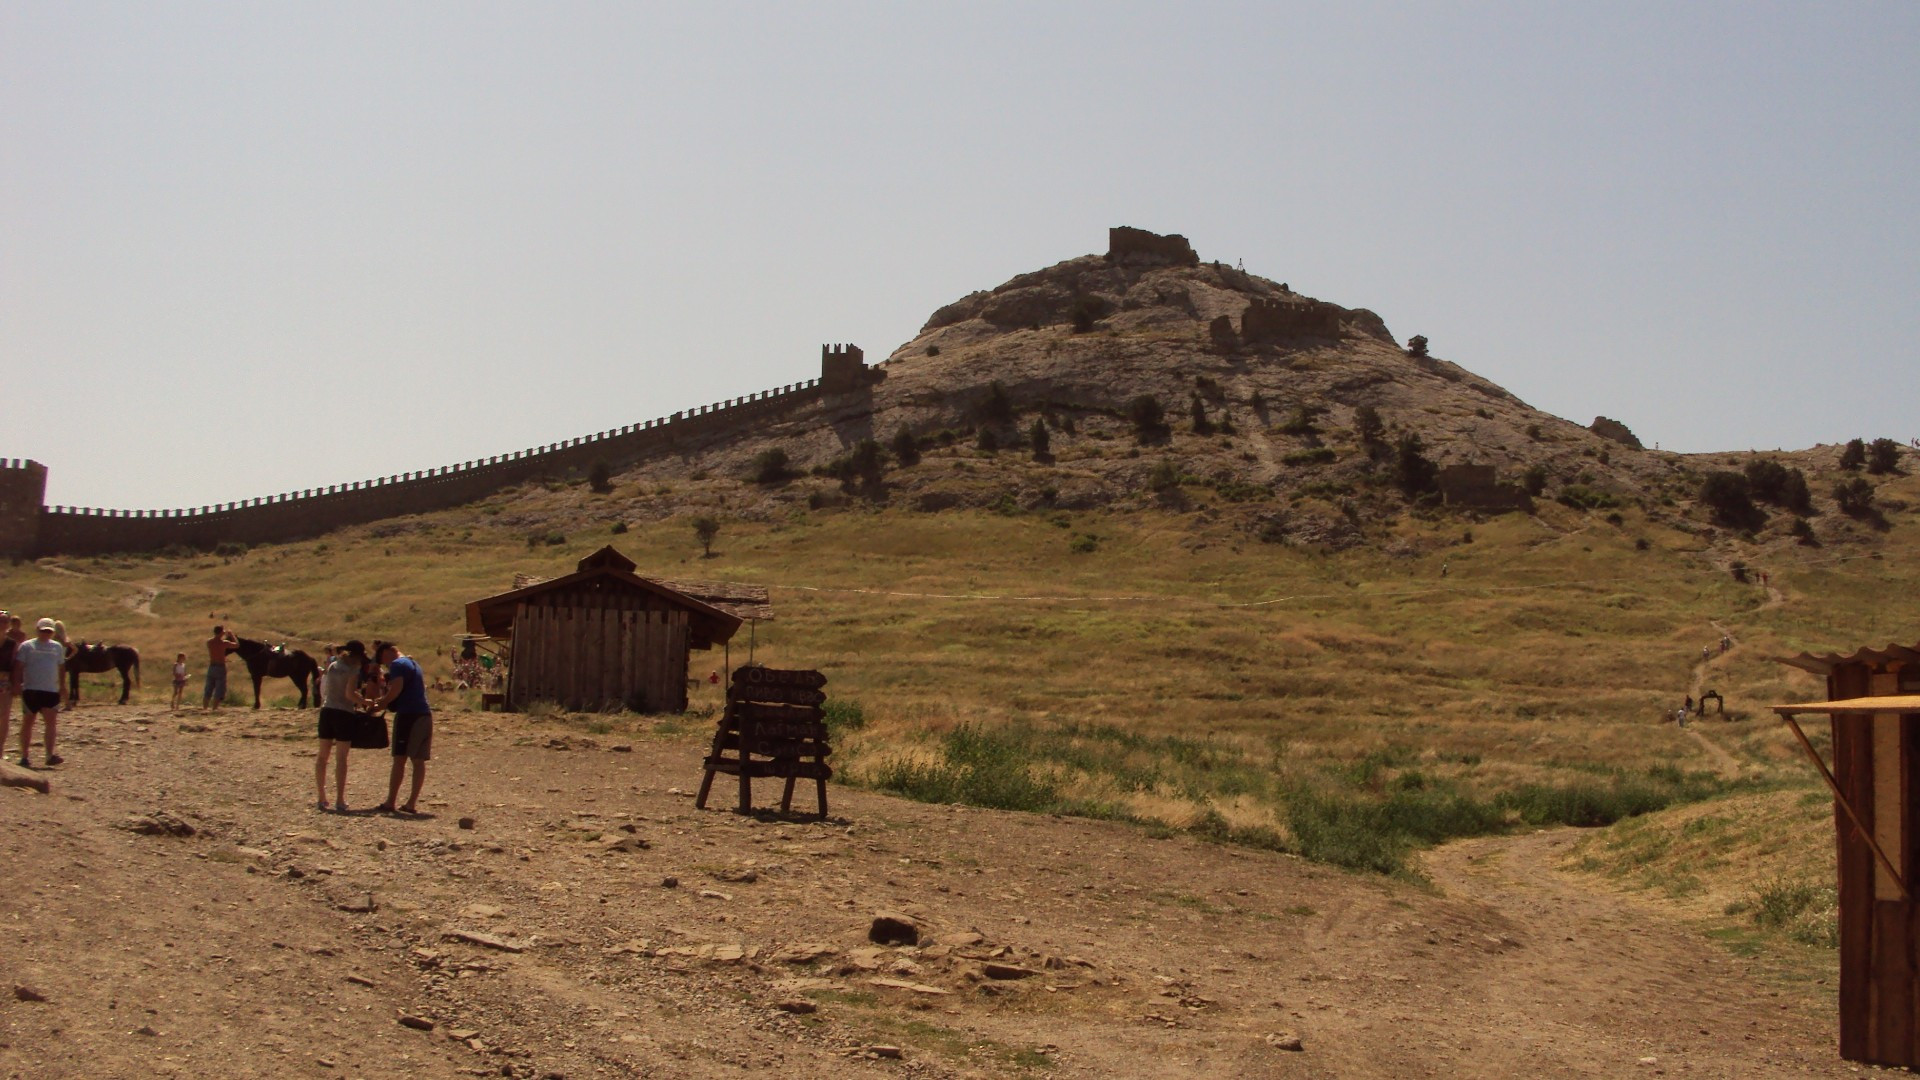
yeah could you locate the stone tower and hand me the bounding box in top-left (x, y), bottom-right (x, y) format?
top-left (0, 459), bottom-right (47, 558)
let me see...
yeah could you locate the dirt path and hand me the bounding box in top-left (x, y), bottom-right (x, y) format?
top-left (41, 563), bottom-right (161, 620)
top-left (1, 703), bottom-right (1860, 1078)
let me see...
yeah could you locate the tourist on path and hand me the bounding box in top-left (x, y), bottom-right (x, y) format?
top-left (0, 614), bottom-right (23, 759)
top-left (374, 642), bottom-right (433, 815)
top-left (171, 653), bottom-right (189, 711)
top-left (315, 641), bottom-right (370, 812)
top-left (13, 619), bottom-right (67, 768)
top-left (203, 625), bottom-right (239, 709)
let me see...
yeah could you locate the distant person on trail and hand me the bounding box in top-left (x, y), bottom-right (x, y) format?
top-left (315, 641), bottom-right (370, 813)
top-left (204, 625), bottom-right (240, 709)
top-left (1702, 646), bottom-right (1712, 663)
top-left (374, 642), bottom-right (433, 816)
top-left (171, 653), bottom-right (189, 711)
top-left (13, 619), bottom-right (67, 769)
top-left (0, 614), bottom-right (23, 760)
top-left (1720, 635), bottom-right (1731, 654)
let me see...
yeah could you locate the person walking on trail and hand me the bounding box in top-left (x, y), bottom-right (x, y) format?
top-left (315, 641), bottom-right (370, 813)
top-left (374, 642), bottom-right (433, 815)
top-left (203, 625), bottom-right (240, 709)
top-left (13, 619), bottom-right (67, 768)
top-left (0, 614), bottom-right (24, 760)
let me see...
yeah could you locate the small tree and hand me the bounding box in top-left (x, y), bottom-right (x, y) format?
top-left (1249, 389), bottom-right (1266, 413)
top-left (1840, 438), bottom-right (1867, 471)
top-left (1393, 433), bottom-right (1438, 495)
top-left (1521, 465), bottom-right (1549, 497)
top-left (978, 381), bottom-right (1015, 425)
top-left (975, 426), bottom-right (1000, 453)
top-left (1353, 405), bottom-right (1384, 446)
top-left (749, 447), bottom-right (795, 484)
top-left (1406, 335), bottom-right (1430, 359)
top-left (1029, 419), bottom-right (1051, 460)
top-left (588, 460), bottom-right (613, 494)
top-left (1699, 471), bottom-right (1759, 527)
top-left (1148, 459), bottom-right (1181, 491)
top-left (889, 425), bottom-right (920, 467)
top-left (1834, 476), bottom-right (1876, 516)
top-left (1781, 468), bottom-right (1814, 515)
top-left (1743, 459), bottom-right (1789, 504)
top-left (691, 515), bottom-right (721, 558)
top-left (1868, 437), bottom-right (1902, 475)
top-left (1189, 393), bottom-right (1214, 436)
top-left (1126, 395), bottom-right (1166, 442)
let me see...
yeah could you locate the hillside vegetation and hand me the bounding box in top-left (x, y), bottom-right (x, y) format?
top-left (10, 453), bottom-right (1918, 887)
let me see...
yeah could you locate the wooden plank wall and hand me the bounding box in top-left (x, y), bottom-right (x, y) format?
top-left (1831, 662), bottom-right (1920, 1068)
top-left (505, 597), bottom-right (690, 713)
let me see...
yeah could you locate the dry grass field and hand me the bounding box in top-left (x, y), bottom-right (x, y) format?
top-left (10, 455), bottom-right (1916, 908)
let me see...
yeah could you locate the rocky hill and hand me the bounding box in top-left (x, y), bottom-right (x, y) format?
top-left (599, 227), bottom-right (1892, 553)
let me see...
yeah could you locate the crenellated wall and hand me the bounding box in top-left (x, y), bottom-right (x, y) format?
top-left (22, 348), bottom-right (884, 557)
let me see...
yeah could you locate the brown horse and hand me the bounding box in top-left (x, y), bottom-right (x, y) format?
top-left (234, 637), bottom-right (320, 709)
top-left (66, 642), bottom-right (141, 704)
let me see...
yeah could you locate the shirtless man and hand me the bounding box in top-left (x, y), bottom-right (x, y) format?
top-left (204, 625), bottom-right (240, 710)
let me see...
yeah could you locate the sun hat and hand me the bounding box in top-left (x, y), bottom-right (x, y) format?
top-left (36, 618), bottom-right (56, 632)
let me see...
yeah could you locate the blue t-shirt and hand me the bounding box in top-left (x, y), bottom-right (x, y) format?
top-left (386, 655), bottom-right (431, 715)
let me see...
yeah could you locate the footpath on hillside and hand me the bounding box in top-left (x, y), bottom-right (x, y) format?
top-left (1, 702), bottom-right (1855, 1079)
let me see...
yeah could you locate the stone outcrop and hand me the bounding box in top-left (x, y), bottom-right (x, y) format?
top-left (1588, 417), bottom-right (1643, 449)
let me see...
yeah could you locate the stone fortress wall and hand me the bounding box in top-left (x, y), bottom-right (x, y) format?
top-left (9, 348), bottom-right (884, 558)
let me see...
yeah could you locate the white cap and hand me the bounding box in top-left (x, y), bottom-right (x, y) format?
top-left (36, 618), bottom-right (57, 632)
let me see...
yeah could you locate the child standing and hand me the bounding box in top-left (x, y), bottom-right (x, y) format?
top-left (171, 653), bottom-right (189, 711)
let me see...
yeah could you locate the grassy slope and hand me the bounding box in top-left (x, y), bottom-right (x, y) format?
top-left (8, 456), bottom-right (1917, 884)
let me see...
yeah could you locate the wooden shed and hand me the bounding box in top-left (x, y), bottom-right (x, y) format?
top-left (466, 546), bottom-right (743, 713)
top-left (1774, 641), bottom-right (1920, 1068)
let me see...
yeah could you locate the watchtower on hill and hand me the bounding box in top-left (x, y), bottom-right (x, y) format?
top-left (821, 343), bottom-right (877, 393)
top-left (0, 459), bottom-right (46, 558)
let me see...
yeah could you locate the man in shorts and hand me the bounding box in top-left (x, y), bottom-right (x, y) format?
top-left (374, 642), bottom-right (432, 815)
top-left (13, 618), bottom-right (67, 769)
top-left (0, 613), bottom-right (24, 760)
top-left (204, 625), bottom-right (240, 709)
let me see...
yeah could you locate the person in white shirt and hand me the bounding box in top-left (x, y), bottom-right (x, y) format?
top-left (12, 618), bottom-right (67, 769)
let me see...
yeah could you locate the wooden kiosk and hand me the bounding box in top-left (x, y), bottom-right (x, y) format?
top-left (1774, 641), bottom-right (1920, 1068)
top-left (465, 546), bottom-right (743, 713)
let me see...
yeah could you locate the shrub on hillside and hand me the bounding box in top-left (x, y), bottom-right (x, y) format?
top-left (1029, 419), bottom-right (1051, 460)
top-left (1352, 405), bottom-right (1384, 446)
top-left (1834, 476), bottom-right (1876, 517)
top-left (748, 447), bottom-right (797, 484)
top-left (1699, 471), bottom-right (1761, 528)
top-left (977, 381), bottom-right (1015, 426)
top-left (1406, 335), bottom-right (1430, 359)
top-left (1393, 433), bottom-right (1438, 496)
top-left (1126, 395), bottom-right (1167, 442)
top-left (889, 425), bottom-right (921, 467)
top-left (1189, 394), bottom-right (1213, 435)
top-left (588, 460), bottom-right (613, 494)
top-left (1840, 438), bottom-right (1867, 471)
top-left (1868, 437), bottom-right (1903, 475)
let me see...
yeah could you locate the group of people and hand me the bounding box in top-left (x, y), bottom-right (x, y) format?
top-left (314, 637), bottom-right (434, 815)
top-left (0, 612), bottom-right (67, 769)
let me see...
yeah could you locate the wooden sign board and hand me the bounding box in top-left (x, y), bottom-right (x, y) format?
top-left (698, 665), bottom-right (834, 818)
top-left (727, 683), bottom-right (826, 707)
top-left (732, 667), bottom-right (827, 690)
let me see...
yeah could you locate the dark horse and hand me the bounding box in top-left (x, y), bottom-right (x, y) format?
top-left (234, 637), bottom-right (320, 709)
top-left (66, 642), bottom-right (141, 704)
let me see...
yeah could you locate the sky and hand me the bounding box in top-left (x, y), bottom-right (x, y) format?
top-left (4, 2), bottom-right (1917, 509)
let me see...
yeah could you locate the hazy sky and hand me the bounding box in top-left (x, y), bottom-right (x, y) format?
top-left (5, 2), bottom-right (1917, 508)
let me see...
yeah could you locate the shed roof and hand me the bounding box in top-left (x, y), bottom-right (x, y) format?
top-left (1774, 695), bottom-right (1920, 716)
top-left (1775, 642), bottom-right (1920, 675)
top-left (465, 546), bottom-right (743, 648)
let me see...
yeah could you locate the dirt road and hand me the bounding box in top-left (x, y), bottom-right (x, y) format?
top-left (0, 703), bottom-right (1854, 1078)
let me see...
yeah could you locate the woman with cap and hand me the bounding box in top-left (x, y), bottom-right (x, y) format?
top-left (314, 640), bottom-right (370, 811)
